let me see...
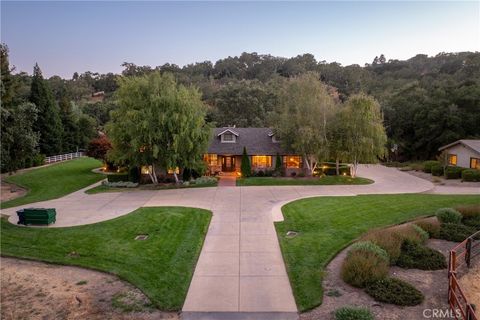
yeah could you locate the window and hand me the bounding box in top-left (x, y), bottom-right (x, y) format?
top-left (448, 154), bottom-right (457, 166)
top-left (284, 156), bottom-right (302, 168)
top-left (141, 165), bottom-right (152, 174)
top-left (204, 154), bottom-right (218, 166)
top-left (167, 167), bottom-right (179, 174)
top-left (221, 133), bottom-right (236, 143)
top-left (252, 155), bottom-right (272, 168)
top-left (471, 158), bottom-right (480, 169)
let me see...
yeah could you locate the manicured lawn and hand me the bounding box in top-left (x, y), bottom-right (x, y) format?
top-left (0, 206), bottom-right (211, 311)
top-left (275, 194), bottom-right (480, 311)
top-left (1, 158), bottom-right (104, 209)
top-left (237, 175), bottom-right (373, 186)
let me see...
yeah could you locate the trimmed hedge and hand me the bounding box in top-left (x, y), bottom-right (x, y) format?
top-left (397, 239), bottom-right (447, 270)
top-left (431, 164), bottom-right (444, 176)
top-left (462, 169), bottom-right (480, 182)
top-left (107, 174), bottom-right (129, 183)
top-left (334, 306), bottom-right (374, 320)
top-left (436, 208), bottom-right (462, 224)
top-left (341, 250), bottom-right (389, 288)
top-left (365, 277), bottom-right (424, 306)
top-left (445, 166), bottom-right (465, 179)
top-left (423, 160), bottom-right (439, 173)
top-left (439, 223), bottom-right (477, 242)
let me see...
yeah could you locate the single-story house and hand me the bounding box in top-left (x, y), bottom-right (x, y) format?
top-left (438, 139), bottom-right (480, 169)
top-left (204, 127), bottom-right (304, 176)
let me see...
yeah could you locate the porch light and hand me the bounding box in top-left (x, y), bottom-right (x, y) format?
top-left (237, 171), bottom-right (242, 177)
top-left (342, 172), bottom-right (347, 176)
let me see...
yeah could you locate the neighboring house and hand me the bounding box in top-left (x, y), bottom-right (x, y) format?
top-left (204, 127), bottom-right (304, 176)
top-left (438, 139), bottom-right (480, 169)
top-left (90, 91), bottom-right (105, 102)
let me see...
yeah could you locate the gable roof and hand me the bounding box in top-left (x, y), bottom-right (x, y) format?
top-left (208, 127), bottom-right (291, 155)
top-left (438, 139), bottom-right (480, 155)
top-left (217, 128), bottom-right (239, 136)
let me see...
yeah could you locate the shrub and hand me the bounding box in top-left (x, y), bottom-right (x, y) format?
top-left (297, 172), bottom-right (306, 178)
top-left (394, 224), bottom-right (429, 244)
top-left (462, 169), bottom-right (480, 182)
top-left (436, 208), bottom-right (462, 224)
top-left (341, 251), bottom-right (389, 288)
top-left (462, 215), bottom-right (480, 229)
top-left (412, 224), bottom-right (429, 242)
top-left (444, 166), bottom-right (465, 179)
top-left (365, 277), bottom-right (424, 306)
top-left (396, 239), bottom-right (447, 270)
top-left (431, 164), bottom-right (444, 176)
top-left (348, 241), bottom-right (389, 263)
top-left (107, 174), bottom-right (129, 183)
top-left (414, 219), bottom-right (441, 238)
top-left (128, 166), bottom-right (140, 183)
top-left (32, 153), bottom-right (46, 166)
top-left (410, 162), bottom-right (424, 171)
top-left (193, 176), bottom-right (217, 185)
top-left (423, 160), bottom-right (439, 173)
top-left (290, 172), bottom-right (297, 177)
top-left (455, 204), bottom-right (480, 219)
top-left (439, 223), bottom-right (476, 242)
top-left (102, 181), bottom-right (138, 188)
top-left (257, 170), bottom-right (265, 177)
top-left (334, 306), bottom-right (374, 320)
top-left (241, 147), bottom-right (251, 177)
top-left (364, 230), bottom-right (403, 264)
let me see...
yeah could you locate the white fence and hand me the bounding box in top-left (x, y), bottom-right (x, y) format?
top-left (44, 152), bottom-right (85, 164)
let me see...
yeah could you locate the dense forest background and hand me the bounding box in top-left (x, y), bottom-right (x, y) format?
top-left (2, 47), bottom-right (480, 171)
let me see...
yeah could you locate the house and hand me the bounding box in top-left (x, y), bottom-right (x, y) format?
top-left (438, 139), bottom-right (480, 169)
top-left (204, 127), bottom-right (304, 176)
top-left (90, 91), bottom-right (105, 102)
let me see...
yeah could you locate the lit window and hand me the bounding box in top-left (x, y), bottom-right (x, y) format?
top-left (448, 154), bottom-right (457, 166)
top-left (471, 158), bottom-right (480, 169)
top-left (141, 165), bottom-right (152, 174)
top-left (284, 156), bottom-right (302, 168)
top-left (204, 154), bottom-right (218, 166)
top-left (168, 167), bottom-right (179, 174)
top-left (221, 133), bottom-right (236, 143)
top-left (252, 156), bottom-right (272, 168)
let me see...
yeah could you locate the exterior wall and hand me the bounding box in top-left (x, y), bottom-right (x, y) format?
top-left (443, 145), bottom-right (480, 168)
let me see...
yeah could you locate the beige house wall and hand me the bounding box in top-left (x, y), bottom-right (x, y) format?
top-left (442, 144), bottom-right (480, 168)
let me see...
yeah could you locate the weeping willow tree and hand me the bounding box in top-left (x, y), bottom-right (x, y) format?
top-left (107, 72), bottom-right (211, 183)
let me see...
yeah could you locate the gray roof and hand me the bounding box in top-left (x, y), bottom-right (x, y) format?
top-left (207, 127), bottom-right (292, 155)
top-left (439, 139), bottom-right (480, 154)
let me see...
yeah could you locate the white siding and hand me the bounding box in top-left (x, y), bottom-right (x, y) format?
top-left (443, 144), bottom-right (480, 168)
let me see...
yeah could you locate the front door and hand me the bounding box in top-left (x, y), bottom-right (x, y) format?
top-left (222, 156), bottom-right (235, 172)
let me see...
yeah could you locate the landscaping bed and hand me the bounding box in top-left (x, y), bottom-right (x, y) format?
top-left (237, 175), bottom-right (373, 186)
top-left (1, 157), bottom-right (104, 209)
top-left (0, 207), bottom-right (211, 311)
top-left (275, 194), bottom-right (480, 311)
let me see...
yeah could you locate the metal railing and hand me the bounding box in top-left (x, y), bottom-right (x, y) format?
top-left (448, 230), bottom-right (480, 320)
top-left (44, 152), bottom-right (85, 164)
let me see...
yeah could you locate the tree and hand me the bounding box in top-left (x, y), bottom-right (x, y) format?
top-left (30, 63), bottom-right (63, 155)
top-left (275, 153), bottom-right (282, 174)
top-left (1, 103), bottom-right (40, 173)
top-left (241, 147), bottom-right (251, 177)
top-left (86, 135), bottom-right (112, 163)
top-left (77, 114), bottom-right (97, 149)
top-left (341, 94), bottom-right (387, 177)
top-left (59, 95), bottom-right (79, 152)
top-left (329, 108), bottom-right (350, 175)
top-left (272, 73), bottom-right (336, 175)
top-left (107, 72), bottom-right (211, 184)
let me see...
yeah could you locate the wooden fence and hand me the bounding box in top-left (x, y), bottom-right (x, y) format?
top-left (448, 230), bottom-right (480, 320)
top-left (44, 152), bottom-right (85, 164)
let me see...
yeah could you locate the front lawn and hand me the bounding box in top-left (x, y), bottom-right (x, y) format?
top-left (237, 175), bottom-right (373, 186)
top-left (0, 206), bottom-right (211, 311)
top-left (1, 157), bottom-right (104, 209)
top-left (275, 194), bottom-right (480, 311)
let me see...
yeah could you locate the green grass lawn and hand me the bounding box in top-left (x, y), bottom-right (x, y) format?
top-left (237, 175), bottom-right (373, 186)
top-left (275, 194), bottom-right (480, 311)
top-left (0, 206), bottom-right (211, 311)
top-left (1, 157), bottom-right (104, 209)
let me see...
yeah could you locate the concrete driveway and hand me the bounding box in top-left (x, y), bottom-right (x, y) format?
top-left (2, 165), bottom-right (478, 320)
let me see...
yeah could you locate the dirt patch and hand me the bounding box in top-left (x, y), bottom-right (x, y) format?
top-left (1, 181), bottom-right (27, 202)
top-left (301, 238), bottom-right (458, 320)
top-left (459, 263), bottom-right (480, 316)
top-left (1, 257), bottom-right (178, 320)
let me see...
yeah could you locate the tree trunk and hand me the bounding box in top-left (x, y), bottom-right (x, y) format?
top-left (173, 172), bottom-right (179, 184)
top-left (148, 165), bottom-right (158, 184)
top-left (335, 158), bottom-right (340, 176)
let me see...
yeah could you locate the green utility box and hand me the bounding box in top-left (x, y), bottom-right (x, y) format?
top-left (17, 208), bottom-right (56, 225)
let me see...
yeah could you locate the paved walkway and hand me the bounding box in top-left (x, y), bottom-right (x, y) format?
top-left (2, 165), bottom-right (479, 320)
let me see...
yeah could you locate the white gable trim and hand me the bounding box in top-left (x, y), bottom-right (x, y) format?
top-left (217, 128), bottom-right (239, 137)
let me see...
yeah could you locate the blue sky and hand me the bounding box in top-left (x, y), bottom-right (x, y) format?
top-left (2, 1), bottom-right (479, 78)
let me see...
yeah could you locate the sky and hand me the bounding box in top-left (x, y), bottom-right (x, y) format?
top-left (1, 1), bottom-right (479, 78)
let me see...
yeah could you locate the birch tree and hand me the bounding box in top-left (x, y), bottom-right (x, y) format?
top-left (107, 72), bottom-right (211, 184)
top-left (272, 73), bottom-right (335, 175)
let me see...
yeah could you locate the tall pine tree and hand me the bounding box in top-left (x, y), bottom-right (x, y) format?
top-left (59, 94), bottom-right (79, 152)
top-left (30, 63), bottom-right (63, 155)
